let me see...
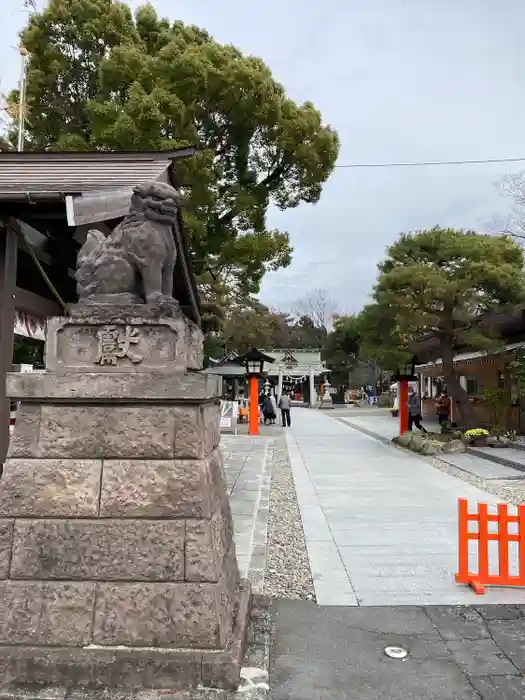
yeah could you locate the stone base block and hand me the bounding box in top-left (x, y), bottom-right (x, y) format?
top-left (0, 583), bottom-right (251, 692)
top-left (7, 402), bottom-right (220, 460)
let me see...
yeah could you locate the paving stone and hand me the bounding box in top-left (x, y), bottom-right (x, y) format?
top-left (229, 501), bottom-right (257, 516)
top-left (486, 618), bottom-right (525, 671)
top-left (476, 605), bottom-right (524, 621)
top-left (271, 601), bottom-right (479, 700)
top-left (222, 434), bottom-right (271, 592)
top-left (469, 675), bottom-right (525, 700)
top-left (438, 452), bottom-right (525, 480)
top-left (446, 638), bottom-right (519, 677)
top-left (470, 446), bottom-right (525, 469)
top-left (425, 606), bottom-right (490, 641)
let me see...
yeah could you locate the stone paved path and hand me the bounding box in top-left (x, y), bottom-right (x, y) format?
top-left (340, 411), bottom-right (525, 477)
top-left (270, 600), bottom-right (525, 700)
top-left (286, 408), bottom-right (525, 606)
top-left (221, 434), bottom-right (271, 591)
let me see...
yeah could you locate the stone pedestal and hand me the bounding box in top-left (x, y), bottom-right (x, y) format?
top-left (318, 391), bottom-right (334, 409)
top-left (0, 311), bottom-right (250, 692)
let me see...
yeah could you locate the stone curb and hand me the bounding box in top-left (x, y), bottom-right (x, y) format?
top-left (468, 446), bottom-right (525, 473)
top-left (246, 443), bottom-right (272, 595)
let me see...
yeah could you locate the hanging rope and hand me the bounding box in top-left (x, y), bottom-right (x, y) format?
top-left (9, 217), bottom-right (68, 313)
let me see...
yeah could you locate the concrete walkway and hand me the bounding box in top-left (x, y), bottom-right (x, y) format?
top-left (286, 408), bottom-right (525, 606)
top-left (221, 434), bottom-right (271, 591)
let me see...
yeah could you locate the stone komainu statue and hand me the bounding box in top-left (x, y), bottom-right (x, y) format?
top-left (76, 181), bottom-right (180, 305)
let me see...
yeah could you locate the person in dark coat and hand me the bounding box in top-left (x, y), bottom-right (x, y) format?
top-left (262, 393), bottom-right (276, 425)
top-left (408, 387), bottom-right (427, 432)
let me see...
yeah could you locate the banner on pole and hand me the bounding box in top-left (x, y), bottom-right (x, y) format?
top-left (220, 400), bottom-right (238, 434)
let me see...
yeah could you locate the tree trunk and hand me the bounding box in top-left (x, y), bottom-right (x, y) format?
top-left (439, 339), bottom-right (476, 429)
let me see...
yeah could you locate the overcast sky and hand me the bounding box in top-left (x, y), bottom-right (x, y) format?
top-left (3, 0), bottom-right (525, 312)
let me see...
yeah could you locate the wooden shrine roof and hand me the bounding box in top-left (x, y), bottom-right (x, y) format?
top-left (0, 148), bottom-right (197, 197)
top-left (0, 148), bottom-right (201, 325)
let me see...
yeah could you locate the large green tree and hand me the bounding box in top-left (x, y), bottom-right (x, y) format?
top-left (291, 315), bottom-right (325, 349)
top-left (217, 301), bottom-right (291, 355)
top-left (354, 302), bottom-right (412, 371)
top-left (371, 227), bottom-right (525, 426)
top-left (322, 315), bottom-right (360, 384)
top-left (15, 0), bottom-right (339, 299)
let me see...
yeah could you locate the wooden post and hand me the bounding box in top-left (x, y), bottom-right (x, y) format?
top-left (249, 375), bottom-right (259, 436)
top-left (0, 224), bottom-right (18, 465)
top-left (399, 379), bottom-right (409, 435)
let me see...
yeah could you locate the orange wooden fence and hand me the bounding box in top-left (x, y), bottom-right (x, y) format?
top-left (455, 497), bottom-right (525, 594)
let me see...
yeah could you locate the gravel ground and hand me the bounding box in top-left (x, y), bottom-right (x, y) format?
top-left (263, 436), bottom-right (316, 601)
top-left (431, 455), bottom-right (525, 506)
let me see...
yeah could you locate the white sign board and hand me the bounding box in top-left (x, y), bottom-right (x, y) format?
top-left (220, 400), bottom-right (238, 435)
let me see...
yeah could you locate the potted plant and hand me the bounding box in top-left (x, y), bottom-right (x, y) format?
top-left (463, 428), bottom-right (489, 447)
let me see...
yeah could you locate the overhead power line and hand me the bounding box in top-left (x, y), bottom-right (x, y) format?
top-left (334, 156), bottom-right (525, 169)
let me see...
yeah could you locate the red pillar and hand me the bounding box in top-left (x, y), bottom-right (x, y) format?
top-left (399, 380), bottom-right (409, 435)
top-left (249, 375), bottom-right (259, 436)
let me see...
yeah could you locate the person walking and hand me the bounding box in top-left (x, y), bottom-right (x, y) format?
top-left (407, 387), bottom-right (427, 432)
top-left (269, 392), bottom-right (278, 424)
top-left (436, 389), bottom-right (451, 428)
top-left (279, 391), bottom-right (292, 427)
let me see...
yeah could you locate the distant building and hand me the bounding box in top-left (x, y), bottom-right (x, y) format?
top-left (413, 311), bottom-right (525, 430)
top-left (263, 349), bottom-right (329, 404)
top-left (204, 348), bottom-right (330, 406)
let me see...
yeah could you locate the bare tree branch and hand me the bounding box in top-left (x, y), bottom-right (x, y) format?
top-left (490, 172), bottom-right (525, 246)
top-left (293, 288), bottom-right (339, 334)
